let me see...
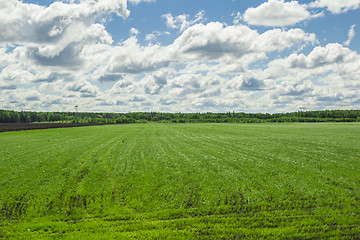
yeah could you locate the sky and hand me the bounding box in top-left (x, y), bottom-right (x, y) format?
top-left (0, 0), bottom-right (360, 113)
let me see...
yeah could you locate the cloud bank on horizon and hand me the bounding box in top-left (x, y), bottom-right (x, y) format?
top-left (0, 0), bottom-right (359, 113)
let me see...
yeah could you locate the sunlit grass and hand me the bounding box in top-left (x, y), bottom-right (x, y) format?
top-left (1, 123), bottom-right (359, 239)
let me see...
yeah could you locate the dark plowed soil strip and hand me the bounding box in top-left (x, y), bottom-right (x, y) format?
top-left (0, 123), bottom-right (117, 132)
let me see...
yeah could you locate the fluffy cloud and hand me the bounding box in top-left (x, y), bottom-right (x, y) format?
top-left (276, 79), bottom-right (313, 96)
top-left (243, 0), bottom-right (322, 27)
top-left (262, 43), bottom-right (360, 111)
top-left (93, 22), bottom-right (315, 80)
top-left (0, 65), bottom-right (34, 89)
top-left (0, 0), bottom-right (123, 70)
top-left (145, 31), bottom-right (170, 42)
top-left (172, 22), bottom-right (316, 60)
top-left (143, 69), bottom-right (173, 95)
top-left (129, 28), bottom-right (140, 36)
top-left (269, 43), bottom-right (357, 69)
top-left (254, 28), bottom-right (317, 52)
top-left (162, 11), bottom-right (205, 32)
top-left (158, 72), bottom-right (223, 110)
top-left (65, 80), bottom-right (99, 97)
top-left (98, 23), bottom-right (311, 78)
top-left (92, 37), bottom-right (172, 79)
top-left (0, 88), bottom-right (61, 110)
top-left (172, 23), bottom-right (256, 59)
top-left (108, 76), bottom-right (137, 96)
top-left (0, 0), bottom-right (127, 44)
top-left (309, 0), bottom-right (360, 13)
top-left (227, 75), bottom-right (268, 91)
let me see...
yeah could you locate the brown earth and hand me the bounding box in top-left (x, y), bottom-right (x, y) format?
top-left (0, 123), bottom-right (113, 132)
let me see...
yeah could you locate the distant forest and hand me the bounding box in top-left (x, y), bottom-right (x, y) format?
top-left (1, 109), bottom-right (360, 124)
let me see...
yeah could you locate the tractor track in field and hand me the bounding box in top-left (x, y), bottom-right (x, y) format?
top-left (74, 130), bottom-right (138, 212)
top-left (8, 209), bottom-right (360, 239)
top-left (101, 136), bottom-right (124, 203)
top-left (76, 135), bottom-right (122, 196)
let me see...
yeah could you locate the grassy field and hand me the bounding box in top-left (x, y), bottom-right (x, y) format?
top-left (0, 123), bottom-right (359, 239)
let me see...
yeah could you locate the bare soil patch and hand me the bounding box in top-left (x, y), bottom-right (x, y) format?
top-left (0, 123), bottom-right (111, 132)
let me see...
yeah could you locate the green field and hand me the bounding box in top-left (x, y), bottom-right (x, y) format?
top-left (1, 123), bottom-right (360, 239)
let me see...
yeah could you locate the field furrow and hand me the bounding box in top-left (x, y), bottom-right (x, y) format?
top-left (1, 123), bottom-right (359, 239)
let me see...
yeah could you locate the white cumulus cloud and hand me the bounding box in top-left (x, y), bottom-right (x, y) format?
top-left (162, 11), bottom-right (205, 32)
top-left (65, 80), bottom-right (100, 98)
top-left (269, 43), bottom-right (357, 69)
top-left (309, 0), bottom-right (360, 14)
top-left (172, 22), bottom-right (317, 60)
top-left (243, 0), bottom-right (322, 27)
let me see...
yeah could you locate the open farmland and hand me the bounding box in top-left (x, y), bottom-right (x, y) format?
top-left (1, 123), bottom-right (359, 239)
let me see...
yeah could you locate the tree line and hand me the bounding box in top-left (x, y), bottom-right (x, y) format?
top-left (1, 109), bottom-right (360, 124)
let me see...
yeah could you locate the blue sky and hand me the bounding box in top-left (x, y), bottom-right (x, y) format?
top-left (0, 0), bottom-right (359, 113)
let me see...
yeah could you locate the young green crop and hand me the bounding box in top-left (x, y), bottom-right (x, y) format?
top-left (1, 123), bottom-right (359, 239)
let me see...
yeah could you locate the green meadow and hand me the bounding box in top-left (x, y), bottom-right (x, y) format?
top-left (1, 123), bottom-right (359, 239)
